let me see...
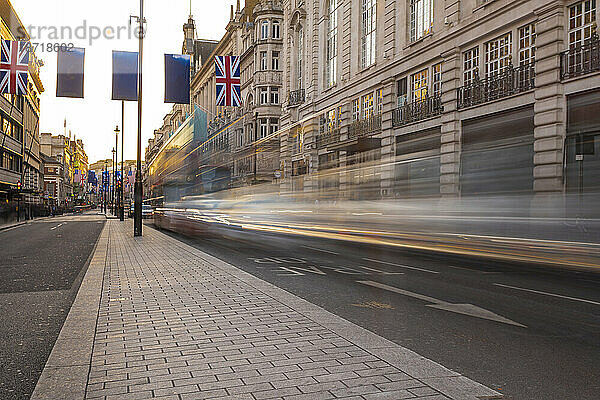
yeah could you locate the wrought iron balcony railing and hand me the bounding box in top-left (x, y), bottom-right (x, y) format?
top-left (288, 89), bottom-right (306, 107)
top-left (316, 129), bottom-right (340, 148)
top-left (348, 114), bottom-right (382, 139)
top-left (392, 95), bottom-right (442, 127)
top-left (457, 63), bottom-right (535, 109)
top-left (560, 33), bottom-right (600, 79)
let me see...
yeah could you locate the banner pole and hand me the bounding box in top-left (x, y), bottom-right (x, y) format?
top-left (120, 100), bottom-right (125, 221)
top-left (133, 0), bottom-right (144, 236)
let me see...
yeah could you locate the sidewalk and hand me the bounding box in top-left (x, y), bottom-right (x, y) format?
top-left (32, 220), bottom-right (502, 400)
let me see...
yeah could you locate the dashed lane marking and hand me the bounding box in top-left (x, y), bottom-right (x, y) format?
top-left (50, 223), bottom-right (64, 231)
top-left (494, 283), bottom-right (600, 306)
top-left (301, 245), bottom-right (340, 255)
top-left (362, 258), bottom-right (439, 274)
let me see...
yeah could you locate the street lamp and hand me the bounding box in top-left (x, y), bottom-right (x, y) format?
top-left (111, 147), bottom-right (116, 215)
top-left (114, 125), bottom-right (122, 220)
top-left (103, 160), bottom-right (108, 214)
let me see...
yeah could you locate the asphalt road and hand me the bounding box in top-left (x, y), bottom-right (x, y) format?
top-left (156, 223), bottom-right (600, 400)
top-left (0, 213), bottom-right (105, 399)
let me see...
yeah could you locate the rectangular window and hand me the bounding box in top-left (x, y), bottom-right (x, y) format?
top-left (361, 0), bottom-right (377, 68)
top-left (569, 0), bottom-right (596, 48)
top-left (397, 77), bottom-right (408, 107)
top-left (270, 118), bottom-right (279, 135)
top-left (411, 69), bottom-right (428, 102)
top-left (272, 51), bottom-right (279, 70)
top-left (260, 51), bottom-right (267, 71)
top-left (260, 87), bottom-right (268, 104)
top-left (518, 23), bottom-right (536, 66)
top-left (485, 33), bottom-right (512, 78)
top-left (261, 20), bottom-right (269, 39)
top-left (327, 0), bottom-right (339, 87)
top-left (463, 47), bottom-right (479, 84)
top-left (352, 99), bottom-right (360, 121)
top-left (410, 0), bottom-right (433, 42)
top-left (432, 62), bottom-right (442, 96)
top-left (297, 28), bottom-right (304, 89)
top-left (260, 118), bottom-right (268, 138)
top-left (270, 87), bottom-right (279, 104)
top-left (362, 93), bottom-right (374, 119)
top-left (376, 89), bottom-right (383, 115)
top-left (272, 20), bottom-right (280, 39)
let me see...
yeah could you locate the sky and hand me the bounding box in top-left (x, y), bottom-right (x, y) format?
top-left (13, 0), bottom-right (231, 163)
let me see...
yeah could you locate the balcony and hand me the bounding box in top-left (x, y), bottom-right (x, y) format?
top-left (316, 129), bottom-right (340, 148)
top-left (560, 34), bottom-right (600, 80)
top-left (392, 95), bottom-right (443, 127)
top-left (457, 63), bottom-right (535, 109)
top-left (288, 89), bottom-right (305, 107)
top-left (348, 114), bottom-right (381, 139)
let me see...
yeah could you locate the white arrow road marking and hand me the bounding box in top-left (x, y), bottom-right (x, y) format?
top-left (358, 280), bottom-right (526, 328)
top-left (494, 283), bottom-right (600, 306)
top-left (362, 258), bottom-right (439, 274)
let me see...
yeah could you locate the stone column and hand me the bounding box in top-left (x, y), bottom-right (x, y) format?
top-left (533, 2), bottom-right (566, 194)
top-left (439, 48), bottom-right (461, 197)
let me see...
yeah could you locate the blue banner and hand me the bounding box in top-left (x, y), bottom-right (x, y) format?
top-left (56, 47), bottom-right (85, 98)
top-left (164, 54), bottom-right (190, 104)
top-left (112, 50), bottom-right (138, 101)
top-left (88, 171), bottom-right (97, 185)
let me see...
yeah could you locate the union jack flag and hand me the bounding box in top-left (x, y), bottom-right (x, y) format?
top-left (215, 55), bottom-right (241, 107)
top-left (0, 40), bottom-right (29, 95)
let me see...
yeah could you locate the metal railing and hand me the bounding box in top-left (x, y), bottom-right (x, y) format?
top-left (560, 33), bottom-right (600, 79)
top-left (348, 114), bottom-right (382, 139)
top-left (316, 129), bottom-right (340, 148)
top-left (392, 95), bottom-right (442, 127)
top-left (288, 89), bottom-right (305, 107)
top-left (457, 63), bottom-right (535, 109)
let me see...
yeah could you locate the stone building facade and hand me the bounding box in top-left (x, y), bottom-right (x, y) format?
top-left (277, 0), bottom-right (600, 208)
top-left (145, 0), bottom-right (599, 212)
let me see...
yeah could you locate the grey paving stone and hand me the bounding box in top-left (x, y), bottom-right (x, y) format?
top-left (33, 221), bottom-right (501, 400)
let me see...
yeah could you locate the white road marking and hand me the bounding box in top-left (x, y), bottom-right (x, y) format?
top-left (358, 280), bottom-right (526, 327)
top-left (301, 245), bottom-right (340, 255)
top-left (50, 223), bottom-right (63, 231)
top-left (494, 283), bottom-right (600, 306)
top-left (359, 266), bottom-right (404, 275)
top-left (362, 258), bottom-right (439, 274)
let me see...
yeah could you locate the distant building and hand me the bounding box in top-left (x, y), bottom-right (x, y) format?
top-left (40, 133), bottom-right (73, 208)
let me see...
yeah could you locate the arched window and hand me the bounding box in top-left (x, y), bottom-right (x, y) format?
top-left (272, 20), bottom-right (281, 39)
top-left (261, 20), bottom-right (269, 39)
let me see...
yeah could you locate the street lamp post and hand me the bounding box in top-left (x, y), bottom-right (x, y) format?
top-left (111, 147), bottom-right (116, 215)
top-left (133, 0), bottom-right (145, 236)
top-left (103, 160), bottom-right (107, 214)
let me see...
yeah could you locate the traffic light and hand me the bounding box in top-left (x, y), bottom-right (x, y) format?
top-left (17, 181), bottom-right (21, 190)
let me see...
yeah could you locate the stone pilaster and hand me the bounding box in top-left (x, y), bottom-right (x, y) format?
top-left (439, 48), bottom-right (461, 196)
top-left (533, 2), bottom-right (566, 193)
top-left (379, 78), bottom-right (396, 199)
